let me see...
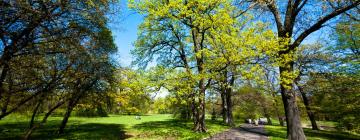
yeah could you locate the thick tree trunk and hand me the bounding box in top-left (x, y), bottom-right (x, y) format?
top-left (191, 26), bottom-right (207, 132)
top-left (220, 72), bottom-right (234, 126)
top-left (193, 90), bottom-right (206, 132)
top-left (193, 79), bottom-right (206, 132)
top-left (297, 84), bottom-right (319, 130)
top-left (198, 94), bottom-right (206, 132)
top-left (225, 88), bottom-right (234, 126)
top-left (220, 90), bottom-right (228, 123)
top-left (279, 66), bottom-right (306, 140)
top-left (191, 93), bottom-right (198, 124)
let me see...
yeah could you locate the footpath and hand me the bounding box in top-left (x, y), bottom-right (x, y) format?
top-left (205, 124), bottom-right (268, 140)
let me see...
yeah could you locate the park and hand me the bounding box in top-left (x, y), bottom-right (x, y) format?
top-left (0, 0), bottom-right (359, 140)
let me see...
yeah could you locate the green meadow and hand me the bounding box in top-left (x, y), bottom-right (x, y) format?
top-left (0, 114), bottom-right (230, 140)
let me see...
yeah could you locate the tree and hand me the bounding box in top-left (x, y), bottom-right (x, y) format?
top-left (307, 72), bottom-right (360, 132)
top-left (58, 27), bottom-right (117, 134)
top-left (331, 17), bottom-right (359, 73)
top-left (130, 0), bottom-right (239, 132)
top-left (130, 0), bottom-right (278, 131)
top-left (0, 1), bottom-right (117, 138)
top-left (294, 43), bottom-right (332, 130)
top-left (0, 0), bottom-right (116, 119)
top-left (251, 1), bottom-right (359, 139)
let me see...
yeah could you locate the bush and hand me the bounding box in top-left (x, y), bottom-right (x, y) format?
top-left (74, 105), bottom-right (108, 117)
top-left (337, 115), bottom-right (360, 133)
top-left (51, 109), bottom-right (66, 117)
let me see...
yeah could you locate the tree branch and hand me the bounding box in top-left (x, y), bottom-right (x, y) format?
top-left (293, 1), bottom-right (360, 48)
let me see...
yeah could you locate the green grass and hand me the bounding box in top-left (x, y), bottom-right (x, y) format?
top-left (0, 114), bottom-right (231, 140)
top-left (265, 120), bottom-right (360, 140)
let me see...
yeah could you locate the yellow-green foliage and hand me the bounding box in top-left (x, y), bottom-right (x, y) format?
top-left (129, 0), bottom-right (286, 93)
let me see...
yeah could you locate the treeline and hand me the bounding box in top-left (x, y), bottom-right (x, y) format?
top-left (0, 1), bottom-right (116, 139)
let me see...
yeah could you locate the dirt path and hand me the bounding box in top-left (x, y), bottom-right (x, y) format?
top-left (205, 124), bottom-right (268, 140)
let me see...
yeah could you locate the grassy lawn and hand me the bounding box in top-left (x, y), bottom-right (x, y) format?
top-left (0, 114), bottom-right (230, 140)
top-left (265, 120), bottom-right (360, 140)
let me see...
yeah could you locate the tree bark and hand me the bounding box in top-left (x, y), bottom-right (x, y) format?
top-left (0, 94), bottom-right (38, 119)
top-left (220, 71), bottom-right (234, 126)
top-left (225, 89), bottom-right (234, 126)
top-left (0, 64), bottom-right (10, 100)
top-left (193, 86), bottom-right (206, 132)
top-left (58, 102), bottom-right (75, 134)
top-left (29, 101), bottom-right (42, 128)
top-left (24, 100), bottom-right (65, 140)
top-left (58, 94), bottom-right (82, 134)
top-left (221, 89), bottom-right (228, 123)
top-left (191, 94), bottom-right (199, 127)
top-left (279, 66), bottom-right (306, 140)
top-left (1, 90), bottom-right (11, 118)
top-left (191, 26), bottom-right (207, 132)
top-left (297, 84), bottom-right (319, 130)
top-left (264, 1), bottom-right (359, 139)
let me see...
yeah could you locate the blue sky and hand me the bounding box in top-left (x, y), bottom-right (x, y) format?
top-left (109, 1), bottom-right (325, 68)
top-left (109, 1), bottom-right (143, 67)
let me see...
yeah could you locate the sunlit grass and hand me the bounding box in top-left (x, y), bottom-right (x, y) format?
top-left (0, 114), bottom-right (231, 140)
top-left (265, 119), bottom-right (360, 140)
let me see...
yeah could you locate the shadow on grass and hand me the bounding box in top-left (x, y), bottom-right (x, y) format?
top-left (266, 125), bottom-right (360, 140)
top-left (132, 119), bottom-right (226, 139)
top-left (0, 121), bottom-right (130, 140)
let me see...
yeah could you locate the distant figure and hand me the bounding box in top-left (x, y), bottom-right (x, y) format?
top-left (254, 119), bottom-right (259, 126)
top-left (247, 119), bottom-right (252, 124)
top-left (259, 118), bottom-right (268, 125)
top-left (135, 115), bottom-right (141, 120)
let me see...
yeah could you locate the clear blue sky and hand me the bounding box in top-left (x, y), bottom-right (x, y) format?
top-left (109, 0), bottom-right (143, 67)
top-left (109, 1), bottom-right (324, 67)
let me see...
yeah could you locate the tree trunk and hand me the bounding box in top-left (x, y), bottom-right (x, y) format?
top-left (29, 101), bottom-right (42, 128)
top-left (0, 64), bottom-right (9, 100)
top-left (58, 102), bottom-right (75, 134)
top-left (225, 88), bottom-right (234, 126)
top-left (191, 93), bottom-right (198, 124)
top-left (0, 94), bottom-right (38, 119)
top-left (187, 103), bottom-right (192, 120)
top-left (24, 100), bottom-right (65, 140)
top-left (193, 84), bottom-right (206, 132)
top-left (58, 94), bottom-right (82, 134)
top-left (1, 91), bottom-right (11, 118)
top-left (279, 66), bottom-right (306, 140)
top-left (220, 90), bottom-right (228, 123)
top-left (297, 84), bottom-right (319, 130)
top-left (198, 92), bottom-right (206, 132)
top-left (220, 71), bottom-right (234, 126)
